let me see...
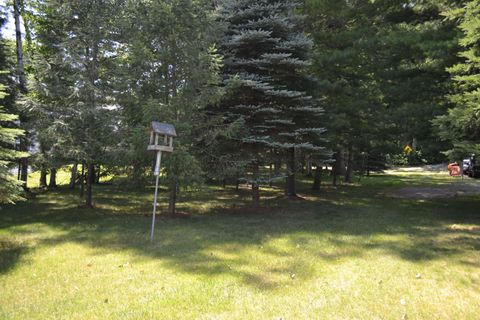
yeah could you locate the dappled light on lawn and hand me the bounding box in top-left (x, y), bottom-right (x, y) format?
top-left (1, 173), bottom-right (479, 319)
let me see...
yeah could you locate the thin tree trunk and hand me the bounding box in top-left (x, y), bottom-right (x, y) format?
top-left (85, 163), bottom-right (94, 208)
top-left (306, 155), bottom-right (312, 177)
top-left (70, 163), bottom-right (78, 189)
top-left (18, 147), bottom-right (28, 188)
top-left (83, 22), bottom-right (99, 207)
top-left (14, 0), bottom-right (29, 189)
top-left (251, 161), bottom-right (260, 208)
top-left (95, 165), bottom-right (101, 184)
top-left (285, 148), bottom-right (296, 197)
top-left (345, 145), bottom-right (354, 183)
top-left (171, 63), bottom-right (179, 121)
top-left (312, 164), bottom-right (322, 191)
top-left (274, 159), bottom-right (281, 176)
top-left (168, 183), bottom-right (178, 216)
top-left (80, 160), bottom-right (85, 198)
top-left (49, 168), bottom-right (57, 189)
top-left (132, 163), bottom-right (142, 186)
top-left (90, 165), bottom-right (96, 185)
top-left (164, 64), bottom-right (170, 104)
top-left (269, 163), bottom-right (273, 187)
top-left (13, 0), bottom-right (26, 92)
top-left (39, 169), bottom-right (47, 188)
top-left (333, 150), bottom-right (345, 186)
top-left (17, 161), bottom-right (21, 180)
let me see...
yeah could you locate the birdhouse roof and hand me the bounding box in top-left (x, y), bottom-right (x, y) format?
top-left (151, 121), bottom-right (177, 137)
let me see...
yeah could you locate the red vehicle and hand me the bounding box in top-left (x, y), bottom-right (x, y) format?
top-left (448, 162), bottom-right (461, 176)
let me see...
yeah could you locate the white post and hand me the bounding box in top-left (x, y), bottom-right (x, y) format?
top-left (154, 151), bottom-right (162, 176)
top-left (151, 151), bottom-right (162, 241)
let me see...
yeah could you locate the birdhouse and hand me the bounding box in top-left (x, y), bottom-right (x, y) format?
top-left (147, 121), bottom-right (176, 153)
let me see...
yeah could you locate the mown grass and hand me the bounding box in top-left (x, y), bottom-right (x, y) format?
top-left (1, 170), bottom-right (479, 319)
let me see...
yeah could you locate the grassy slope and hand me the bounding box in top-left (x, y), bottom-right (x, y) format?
top-left (1, 171), bottom-right (479, 319)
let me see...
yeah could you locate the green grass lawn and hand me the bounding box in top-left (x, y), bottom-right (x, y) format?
top-left (1, 171), bottom-right (479, 319)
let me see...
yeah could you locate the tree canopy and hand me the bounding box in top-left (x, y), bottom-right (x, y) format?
top-left (0, 0), bottom-right (478, 207)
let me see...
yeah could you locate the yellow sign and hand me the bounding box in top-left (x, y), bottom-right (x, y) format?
top-left (403, 145), bottom-right (413, 155)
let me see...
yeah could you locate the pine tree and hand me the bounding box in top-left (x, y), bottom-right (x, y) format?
top-left (376, 0), bottom-right (461, 164)
top-left (306, 0), bottom-right (460, 179)
top-left (0, 84), bottom-right (25, 204)
top-left (0, 5), bottom-right (25, 203)
top-left (114, 0), bottom-right (223, 215)
top-left (434, 0), bottom-right (480, 158)
top-left (216, 0), bottom-right (326, 205)
top-left (28, 0), bottom-right (121, 207)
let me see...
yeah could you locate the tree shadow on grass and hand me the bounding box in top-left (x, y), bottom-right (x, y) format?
top-left (0, 239), bottom-right (29, 274)
top-left (1, 181), bottom-right (479, 291)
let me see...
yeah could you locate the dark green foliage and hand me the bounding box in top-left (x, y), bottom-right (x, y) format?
top-left (0, 7), bottom-right (24, 203)
top-left (305, 0), bottom-right (461, 176)
top-left (0, 89), bottom-right (25, 204)
top-left (376, 1), bottom-right (461, 163)
top-left (216, 0), bottom-right (327, 198)
top-left (434, 0), bottom-right (480, 160)
top-left (3, 0), bottom-right (480, 205)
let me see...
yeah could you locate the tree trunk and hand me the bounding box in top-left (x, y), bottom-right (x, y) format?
top-left (39, 169), bottom-right (47, 188)
top-left (251, 161), bottom-right (260, 208)
top-left (85, 163), bottom-right (94, 207)
top-left (49, 168), bottom-right (57, 189)
top-left (306, 155), bottom-right (312, 177)
top-left (19, 142), bottom-right (28, 186)
top-left (269, 163), bottom-right (273, 187)
top-left (83, 21), bottom-right (99, 207)
top-left (70, 163), bottom-right (78, 189)
top-left (132, 163), bottom-right (143, 186)
top-left (285, 148), bottom-right (296, 197)
top-left (344, 146), bottom-right (354, 183)
top-left (17, 160), bottom-right (21, 180)
top-left (80, 160), bottom-right (85, 198)
top-left (90, 165), bottom-right (96, 185)
top-left (312, 164), bottom-right (322, 191)
top-left (274, 159), bottom-right (281, 176)
top-left (96, 165), bottom-right (101, 184)
top-left (14, 0), bottom-right (29, 189)
top-left (13, 0), bottom-right (26, 92)
top-left (332, 150), bottom-right (345, 186)
top-left (168, 183), bottom-right (178, 216)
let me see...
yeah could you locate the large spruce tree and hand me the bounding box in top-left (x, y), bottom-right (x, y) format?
top-left (217, 0), bottom-right (326, 205)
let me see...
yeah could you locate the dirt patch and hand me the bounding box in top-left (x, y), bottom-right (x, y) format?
top-left (384, 184), bottom-right (480, 199)
top-left (274, 195), bottom-right (307, 201)
top-left (449, 224), bottom-right (480, 232)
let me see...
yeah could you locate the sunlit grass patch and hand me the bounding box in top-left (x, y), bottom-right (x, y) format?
top-left (1, 172), bottom-right (479, 319)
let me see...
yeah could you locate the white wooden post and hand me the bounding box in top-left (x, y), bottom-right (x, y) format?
top-left (151, 151), bottom-right (162, 241)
